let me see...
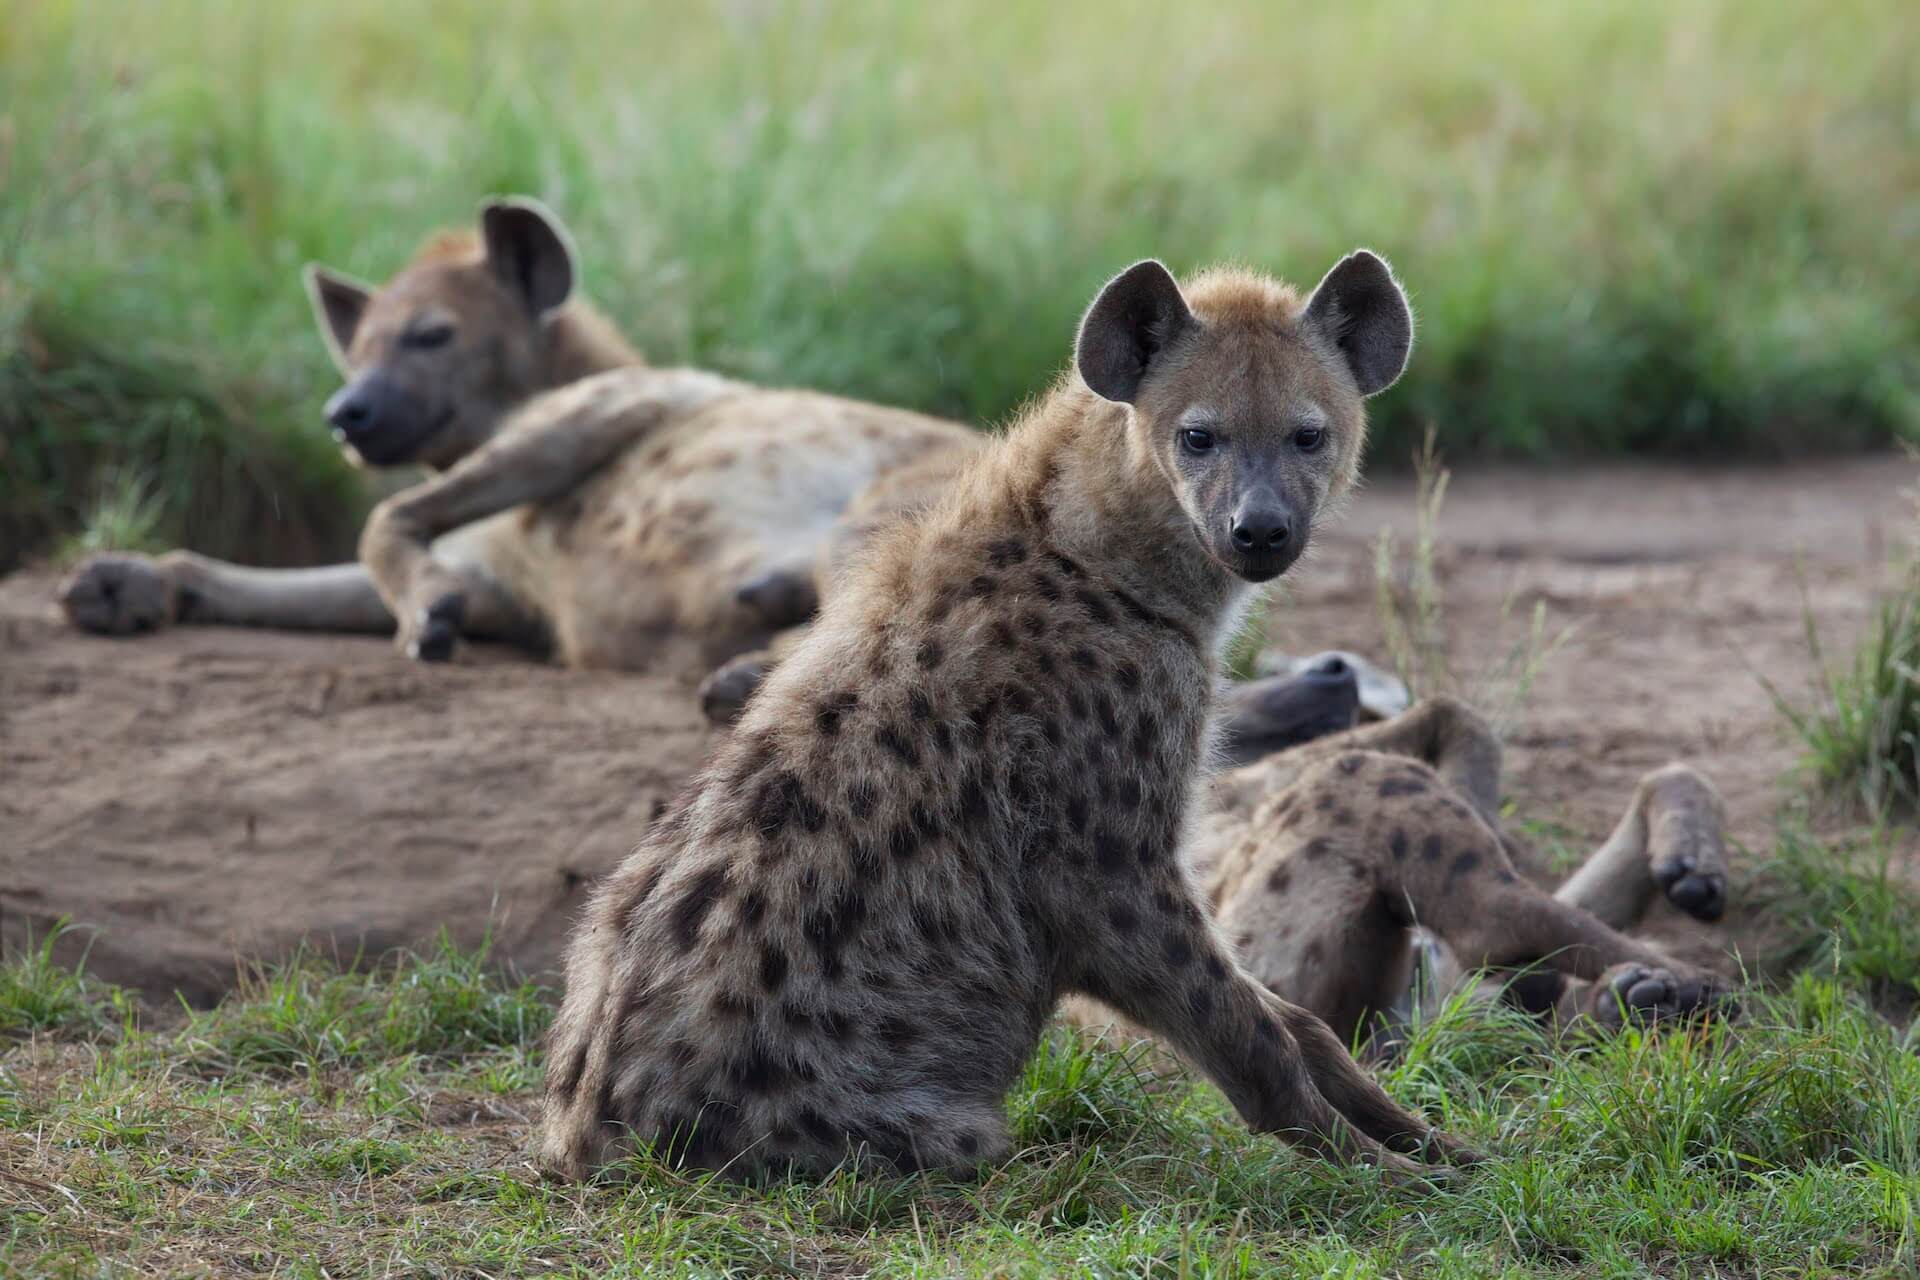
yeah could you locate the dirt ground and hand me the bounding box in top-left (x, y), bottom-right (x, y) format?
top-left (1, 456), bottom-right (1909, 1005)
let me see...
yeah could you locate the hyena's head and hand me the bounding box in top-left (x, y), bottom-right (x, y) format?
top-left (303, 197), bottom-right (580, 470)
top-left (1076, 251), bottom-right (1411, 584)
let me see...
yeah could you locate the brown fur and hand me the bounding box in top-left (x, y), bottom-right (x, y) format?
top-left (57, 199), bottom-right (978, 691)
top-left (539, 253), bottom-right (1474, 1183)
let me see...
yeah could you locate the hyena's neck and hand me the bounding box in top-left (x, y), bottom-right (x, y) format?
top-left (992, 383), bottom-right (1242, 648)
top-left (541, 300), bottom-right (645, 387)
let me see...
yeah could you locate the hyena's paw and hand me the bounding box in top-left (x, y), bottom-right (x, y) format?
top-left (1643, 765), bottom-right (1730, 921)
top-left (1582, 962), bottom-right (1733, 1031)
top-left (402, 592), bottom-right (465, 663)
top-left (57, 554), bottom-right (178, 635)
top-left (699, 649), bottom-right (774, 725)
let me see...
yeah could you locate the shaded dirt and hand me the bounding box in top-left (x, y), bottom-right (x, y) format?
top-left (1, 456), bottom-right (1910, 1003)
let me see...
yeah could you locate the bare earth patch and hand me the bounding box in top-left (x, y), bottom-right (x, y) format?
top-left (1, 457), bottom-right (1909, 1002)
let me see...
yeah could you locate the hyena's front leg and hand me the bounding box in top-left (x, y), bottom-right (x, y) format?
top-left (60, 554), bottom-right (392, 636)
top-left (359, 374), bottom-right (690, 660)
top-left (1068, 872), bottom-right (1476, 1176)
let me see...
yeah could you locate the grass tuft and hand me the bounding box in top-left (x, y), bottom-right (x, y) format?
top-left (0, 920), bottom-right (129, 1040)
top-left (175, 930), bottom-right (550, 1077)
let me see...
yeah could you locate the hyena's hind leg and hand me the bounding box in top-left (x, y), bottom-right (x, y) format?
top-left (1556, 764), bottom-right (1730, 927)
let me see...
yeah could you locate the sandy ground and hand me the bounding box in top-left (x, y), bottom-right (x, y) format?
top-left (1, 455), bottom-right (1909, 1004)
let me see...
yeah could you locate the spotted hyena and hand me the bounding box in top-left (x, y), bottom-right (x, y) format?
top-left (540, 250), bottom-right (1481, 1182)
top-left (57, 198), bottom-right (978, 696)
top-left (1077, 662), bottom-right (1736, 1052)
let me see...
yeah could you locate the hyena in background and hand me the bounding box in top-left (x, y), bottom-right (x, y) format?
top-left (541, 249), bottom-right (1481, 1182)
top-left (1072, 667), bottom-right (1736, 1054)
top-left (58, 198), bottom-right (978, 695)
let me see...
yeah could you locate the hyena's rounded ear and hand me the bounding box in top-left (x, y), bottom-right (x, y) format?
top-left (479, 196), bottom-right (577, 318)
top-left (1303, 250), bottom-right (1412, 397)
top-left (303, 263), bottom-right (373, 376)
top-left (1076, 259), bottom-right (1194, 405)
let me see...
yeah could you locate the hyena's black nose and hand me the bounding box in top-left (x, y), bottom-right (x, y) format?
top-left (1229, 508), bottom-right (1292, 553)
top-left (325, 384), bottom-right (377, 440)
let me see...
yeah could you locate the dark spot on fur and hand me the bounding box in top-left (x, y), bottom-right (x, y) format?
top-left (1389, 829), bottom-right (1409, 861)
top-left (1377, 775), bottom-right (1428, 798)
top-left (991, 619), bottom-right (1017, 648)
top-left (1032, 572), bottom-right (1062, 603)
top-left (799, 1109), bottom-right (838, 1144)
top-left (759, 945), bottom-right (789, 992)
top-left (1071, 646), bottom-right (1100, 673)
top-left (1496, 869), bottom-right (1518, 885)
top-left (848, 780), bottom-right (878, 821)
top-left (1203, 954), bottom-right (1227, 980)
top-left (1154, 887), bottom-right (1181, 914)
top-left (1036, 649), bottom-right (1057, 677)
top-left (1420, 834), bottom-right (1444, 863)
top-left (1338, 753), bottom-right (1366, 776)
top-left (915, 639), bottom-right (944, 670)
top-left (752, 770), bottom-right (826, 836)
top-left (672, 866), bottom-right (730, 947)
top-left (1164, 934), bottom-right (1194, 968)
top-left (1303, 837), bottom-right (1332, 860)
top-left (1114, 661), bottom-right (1142, 693)
top-left (1116, 776), bottom-right (1143, 810)
top-left (1093, 827), bottom-right (1129, 871)
top-left (1108, 902), bottom-right (1140, 933)
top-left (1064, 793), bottom-right (1090, 834)
top-left (1021, 611), bottom-right (1047, 637)
top-left (738, 889), bottom-right (767, 928)
top-left (1065, 688), bottom-right (1089, 721)
top-left (1446, 850), bottom-right (1482, 886)
top-left (1049, 551), bottom-right (1084, 578)
top-left (1186, 984), bottom-right (1215, 1020)
top-left (932, 720), bottom-right (955, 756)
top-left (1076, 588), bottom-right (1114, 625)
top-left (909, 690), bottom-right (934, 722)
top-left (924, 586), bottom-right (957, 625)
top-left (1040, 714), bottom-right (1063, 746)
top-left (814, 689), bottom-right (859, 736)
top-left (876, 724), bottom-right (920, 766)
top-left (1266, 867), bottom-right (1292, 894)
top-left (880, 1016), bottom-right (920, 1050)
top-left (966, 574), bottom-right (999, 599)
top-left (987, 538), bottom-right (1029, 569)
top-left (1093, 691), bottom-right (1120, 735)
top-left (1303, 941), bottom-right (1324, 966)
top-left (958, 770), bottom-right (992, 829)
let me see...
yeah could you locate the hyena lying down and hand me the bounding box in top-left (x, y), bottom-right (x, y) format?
top-left (57, 198), bottom-right (976, 694)
top-left (542, 249), bottom-right (1483, 1183)
top-left (1074, 660), bottom-right (1735, 1052)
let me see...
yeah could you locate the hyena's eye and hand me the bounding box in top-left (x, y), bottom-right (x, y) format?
top-left (403, 321), bottom-right (456, 351)
top-left (1180, 427), bottom-right (1217, 454)
top-left (1292, 425), bottom-right (1326, 453)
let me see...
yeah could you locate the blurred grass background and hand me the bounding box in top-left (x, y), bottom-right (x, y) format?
top-left (1, 0), bottom-right (1916, 570)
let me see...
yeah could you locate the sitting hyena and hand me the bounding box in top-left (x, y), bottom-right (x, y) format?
top-left (57, 198), bottom-right (976, 694)
top-left (541, 249), bottom-right (1482, 1182)
top-left (1074, 661), bottom-right (1735, 1053)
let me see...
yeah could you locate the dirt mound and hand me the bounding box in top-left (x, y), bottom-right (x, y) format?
top-left (1, 458), bottom-right (1909, 1003)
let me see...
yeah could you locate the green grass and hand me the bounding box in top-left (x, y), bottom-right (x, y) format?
top-left (3, 0), bottom-right (1918, 567)
top-left (1773, 565), bottom-right (1920, 818)
top-left (0, 921), bottom-right (130, 1041)
top-left (1756, 824), bottom-right (1920, 1011)
top-left (4, 938), bottom-right (1919, 1275)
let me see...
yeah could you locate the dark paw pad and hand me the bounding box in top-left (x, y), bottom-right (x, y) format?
top-left (409, 595), bottom-right (466, 663)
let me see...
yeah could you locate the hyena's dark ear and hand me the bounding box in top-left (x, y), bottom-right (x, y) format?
top-left (1303, 250), bottom-right (1412, 397)
top-left (480, 196), bottom-right (576, 317)
top-left (1076, 259), bottom-right (1194, 405)
top-left (303, 264), bottom-right (373, 376)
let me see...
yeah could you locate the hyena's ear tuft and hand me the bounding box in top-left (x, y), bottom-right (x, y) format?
top-left (1303, 250), bottom-right (1412, 397)
top-left (303, 264), bottom-right (373, 376)
top-left (480, 196), bottom-right (577, 318)
top-left (1076, 259), bottom-right (1194, 405)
